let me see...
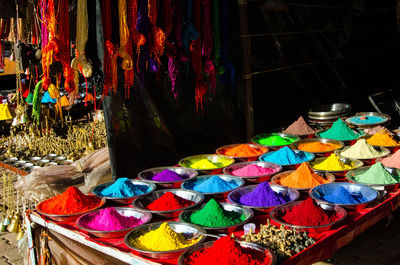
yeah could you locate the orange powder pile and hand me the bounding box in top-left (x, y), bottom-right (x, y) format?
top-left (276, 162), bottom-right (330, 189)
top-left (367, 129), bottom-right (400, 147)
top-left (223, 144), bottom-right (267, 157)
top-left (297, 142), bottom-right (341, 153)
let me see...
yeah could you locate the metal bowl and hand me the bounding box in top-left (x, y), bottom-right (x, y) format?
top-left (251, 133), bottom-right (300, 149)
top-left (76, 207), bottom-right (152, 238)
top-left (270, 201), bottom-right (347, 233)
top-left (316, 129), bottom-right (365, 145)
top-left (271, 170), bottom-right (336, 192)
top-left (227, 184), bottom-right (300, 213)
top-left (346, 112), bottom-right (391, 127)
top-left (177, 240), bottom-right (277, 265)
top-left (92, 179), bottom-right (156, 204)
top-left (309, 182), bottom-right (379, 211)
top-left (308, 103), bottom-right (351, 117)
top-left (181, 175), bottom-right (244, 199)
top-left (124, 221), bottom-right (207, 259)
top-left (290, 138), bottom-right (344, 156)
top-left (223, 161), bottom-right (282, 183)
top-left (179, 154), bottom-right (235, 174)
top-left (346, 166), bottom-right (400, 189)
top-left (132, 189), bottom-right (204, 218)
top-left (36, 197), bottom-right (106, 222)
top-left (335, 146), bottom-right (390, 165)
top-left (179, 203), bottom-right (254, 233)
top-left (259, 150), bottom-right (315, 170)
top-left (309, 156), bottom-right (363, 177)
top-left (138, 166), bottom-right (198, 188)
top-left (216, 143), bottom-right (269, 161)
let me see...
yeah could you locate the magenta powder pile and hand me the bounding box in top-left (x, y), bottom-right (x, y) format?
top-left (152, 169), bottom-right (184, 181)
top-left (81, 207), bottom-right (143, 231)
top-left (283, 116), bottom-right (315, 135)
top-left (381, 149), bottom-right (400, 169)
top-left (232, 164), bottom-right (276, 177)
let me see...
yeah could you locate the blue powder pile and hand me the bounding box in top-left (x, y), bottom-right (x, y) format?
top-left (322, 186), bottom-right (367, 204)
top-left (191, 176), bottom-right (239, 193)
top-left (260, 146), bottom-right (309, 165)
top-left (239, 182), bottom-right (290, 207)
top-left (99, 178), bottom-right (149, 197)
top-left (41, 91), bottom-right (57, 104)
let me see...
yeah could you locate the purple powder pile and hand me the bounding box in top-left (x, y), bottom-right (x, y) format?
top-left (151, 169), bottom-right (185, 181)
top-left (239, 182), bottom-right (290, 207)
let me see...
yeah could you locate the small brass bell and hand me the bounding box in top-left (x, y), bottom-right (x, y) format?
top-left (16, 227), bottom-right (25, 240)
top-left (7, 212), bottom-right (21, 233)
top-left (1, 214), bottom-right (11, 232)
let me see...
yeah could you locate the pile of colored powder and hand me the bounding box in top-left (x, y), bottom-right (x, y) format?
top-left (186, 236), bottom-right (271, 265)
top-left (59, 95), bottom-right (69, 107)
top-left (340, 139), bottom-right (385, 159)
top-left (0, 104), bottom-right (13, 120)
top-left (38, 187), bottom-right (102, 215)
top-left (281, 198), bottom-right (338, 226)
top-left (322, 186), bottom-right (367, 204)
top-left (297, 142), bottom-right (340, 153)
top-left (261, 146), bottom-right (309, 165)
top-left (367, 129), bottom-right (400, 146)
top-left (190, 159), bottom-right (219, 169)
top-left (81, 207), bottom-right (143, 231)
top-left (312, 154), bottom-right (353, 171)
top-left (353, 162), bottom-right (400, 184)
top-left (191, 176), bottom-right (239, 193)
top-left (41, 91), bottom-right (57, 103)
top-left (223, 144), bottom-right (267, 157)
top-left (25, 92), bottom-right (33, 104)
top-left (283, 116), bottom-right (316, 135)
top-left (152, 169), bottom-right (184, 181)
top-left (147, 192), bottom-right (194, 211)
top-left (132, 222), bottom-right (199, 251)
top-left (231, 164), bottom-right (276, 177)
top-left (99, 178), bottom-right (149, 197)
top-left (348, 115), bottom-right (387, 125)
top-left (256, 134), bottom-right (296, 146)
top-left (319, 119), bottom-right (362, 141)
top-left (189, 199), bottom-right (246, 227)
top-left (364, 126), bottom-right (390, 135)
top-left (239, 182), bottom-right (290, 207)
top-left (276, 163), bottom-right (330, 189)
top-left (381, 149), bottom-right (400, 169)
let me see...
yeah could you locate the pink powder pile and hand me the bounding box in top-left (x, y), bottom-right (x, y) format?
top-left (232, 164), bottom-right (276, 177)
top-left (81, 207), bottom-right (143, 231)
top-left (364, 126), bottom-right (392, 135)
top-left (381, 149), bottom-right (400, 169)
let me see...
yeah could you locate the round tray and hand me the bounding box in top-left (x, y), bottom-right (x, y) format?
top-left (36, 197), bottom-right (106, 222)
top-left (346, 112), bottom-right (391, 127)
top-left (178, 154), bottom-right (235, 174)
top-left (309, 182), bottom-right (379, 211)
top-left (251, 133), bottom-right (300, 149)
top-left (227, 184), bottom-right (300, 213)
top-left (271, 170), bottom-right (336, 192)
top-left (290, 138), bottom-right (344, 156)
top-left (308, 103), bottom-right (351, 117)
top-left (335, 146), bottom-right (390, 165)
top-left (181, 175), bottom-right (245, 199)
top-left (346, 166), bottom-right (400, 189)
top-left (76, 207), bottom-right (152, 238)
top-left (270, 201), bottom-right (347, 233)
top-left (223, 161), bottom-right (282, 183)
top-left (309, 156), bottom-right (363, 177)
top-left (124, 221), bottom-right (207, 259)
top-left (91, 179), bottom-right (156, 204)
top-left (131, 189), bottom-right (204, 218)
top-left (179, 203), bottom-right (254, 233)
top-left (216, 143), bottom-right (269, 161)
top-left (138, 167), bottom-right (198, 188)
top-left (177, 240), bottom-right (277, 265)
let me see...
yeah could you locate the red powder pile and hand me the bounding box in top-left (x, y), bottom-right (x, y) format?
top-left (281, 198), bottom-right (337, 226)
top-left (147, 192), bottom-right (194, 211)
top-left (38, 187), bottom-right (102, 215)
top-left (187, 236), bottom-right (271, 265)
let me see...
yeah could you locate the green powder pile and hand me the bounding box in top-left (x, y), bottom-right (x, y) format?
top-left (319, 119), bottom-right (363, 141)
top-left (189, 199), bottom-right (246, 227)
top-left (256, 134), bottom-right (296, 146)
top-left (354, 162), bottom-right (400, 184)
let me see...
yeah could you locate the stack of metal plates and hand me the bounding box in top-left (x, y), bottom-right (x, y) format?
top-left (308, 103), bottom-right (351, 127)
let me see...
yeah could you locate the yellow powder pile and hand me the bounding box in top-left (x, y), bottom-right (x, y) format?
top-left (367, 129), bottom-right (400, 147)
top-left (312, 154), bottom-right (353, 171)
